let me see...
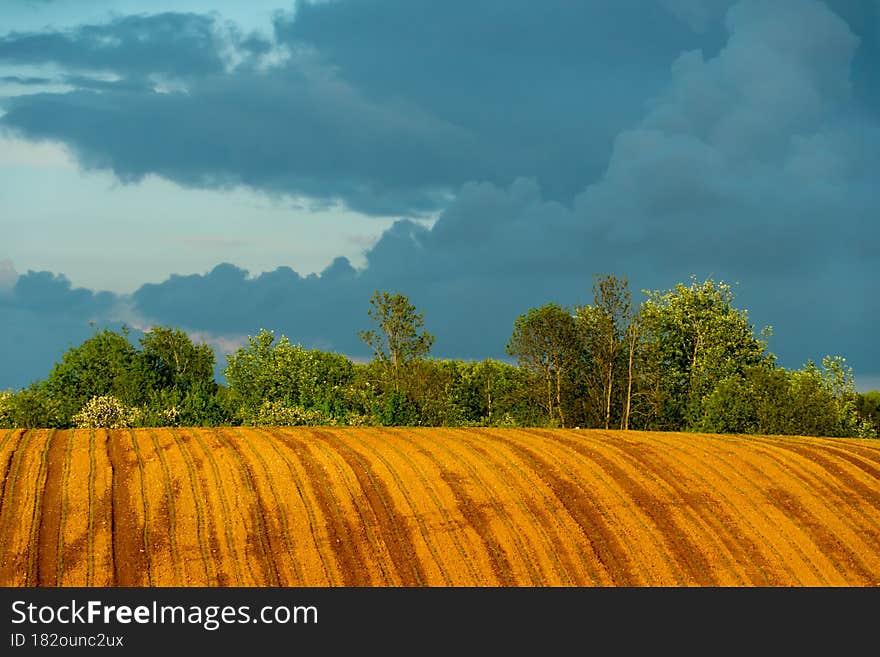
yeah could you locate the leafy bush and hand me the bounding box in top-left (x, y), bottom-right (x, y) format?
top-left (241, 400), bottom-right (334, 427)
top-left (856, 391), bottom-right (880, 436)
top-left (697, 358), bottom-right (877, 439)
top-left (140, 383), bottom-right (228, 427)
top-left (341, 411), bottom-right (372, 426)
top-left (0, 385), bottom-right (62, 428)
top-left (697, 374), bottom-right (759, 434)
top-left (224, 329), bottom-right (355, 423)
top-left (373, 389), bottom-right (420, 426)
top-left (0, 390), bottom-right (12, 428)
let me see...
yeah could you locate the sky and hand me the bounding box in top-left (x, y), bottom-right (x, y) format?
top-left (1, 0), bottom-right (878, 392)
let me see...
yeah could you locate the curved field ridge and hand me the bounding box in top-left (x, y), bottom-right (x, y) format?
top-left (0, 428), bottom-right (878, 586)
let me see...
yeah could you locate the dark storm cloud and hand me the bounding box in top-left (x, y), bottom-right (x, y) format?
top-left (11, 270), bottom-right (116, 314)
top-left (272, 0), bottom-right (716, 206)
top-left (0, 307), bottom-right (101, 390)
top-left (0, 271), bottom-right (123, 390)
top-left (0, 69), bottom-right (472, 214)
top-left (131, 260), bottom-right (368, 354)
top-left (0, 2), bottom-right (709, 214)
top-left (0, 12), bottom-right (237, 77)
top-left (0, 1), bottom-right (875, 215)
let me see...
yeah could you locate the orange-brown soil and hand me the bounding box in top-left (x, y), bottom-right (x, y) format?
top-left (1, 428), bottom-right (878, 586)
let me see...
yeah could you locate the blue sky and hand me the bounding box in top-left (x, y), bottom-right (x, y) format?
top-left (1, 0), bottom-right (878, 391)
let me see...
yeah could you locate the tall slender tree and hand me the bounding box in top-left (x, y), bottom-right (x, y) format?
top-left (577, 274), bottom-right (634, 430)
top-left (506, 303), bottom-right (580, 427)
top-left (621, 308), bottom-right (641, 431)
top-left (358, 290), bottom-right (434, 392)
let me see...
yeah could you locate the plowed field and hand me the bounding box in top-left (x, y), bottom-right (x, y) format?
top-left (1, 427), bottom-right (878, 586)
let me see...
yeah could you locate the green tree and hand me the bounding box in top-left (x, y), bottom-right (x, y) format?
top-left (856, 390), bottom-right (880, 435)
top-left (0, 384), bottom-right (60, 429)
top-left (139, 326), bottom-right (216, 392)
top-left (402, 359), bottom-right (461, 426)
top-left (695, 364), bottom-right (793, 436)
top-left (224, 329), bottom-right (297, 421)
top-left (290, 348), bottom-right (356, 416)
top-left (224, 329), bottom-right (354, 424)
top-left (576, 274), bottom-right (635, 430)
top-left (357, 290), bottom-right (435, 392)
top-left (812, 356), bottom-right (876, 438)
top-left (621, 310), bottom-right (642, 430)
top-left (698, 357), bottom-right (877, 439)
top-left (451, 359), bottom-right (541, 427)
top-left (42, 326), bottom-right (146, 426)
top-left (137, 326), bottom-right (225, 426)
top-left (639, 277), bottom-right (773, 430)
top-left (506, 303), bottom-right (581, 427)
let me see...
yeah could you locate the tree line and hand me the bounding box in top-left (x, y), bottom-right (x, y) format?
top-left (1, 274), bottom-right (877, 438)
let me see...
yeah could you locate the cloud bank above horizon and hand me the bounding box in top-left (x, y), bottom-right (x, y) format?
top-left (1, 0), bottom-right (878, 391)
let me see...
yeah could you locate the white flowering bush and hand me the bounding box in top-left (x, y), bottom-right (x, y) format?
top-left (248, 400), bottom-right (332, 426)
top-left (342, 411), bottom-right (371, 426)
top-left (0, 390), bottom-right (12, 428)
top-left (159, 405), bottom-right (181, 427)
top-left (72, 395), bottom-right (141, 428)
top-left (493, 412), bottom-right (519, 428)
